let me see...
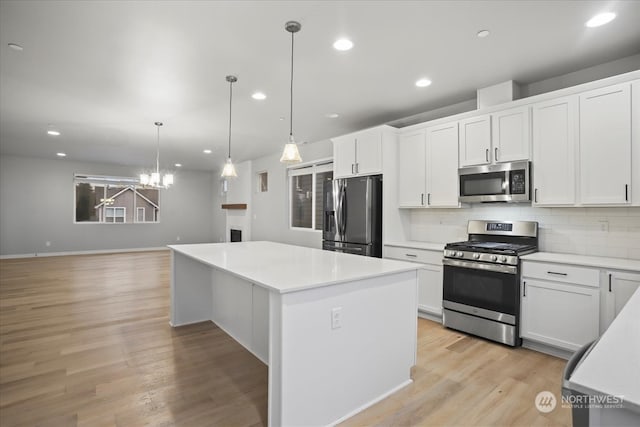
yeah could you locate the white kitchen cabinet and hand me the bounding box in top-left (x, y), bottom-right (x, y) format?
top-left (397, 130), bottom-right (426, 207)
top-left (426, 122), bottom-right (460, 207)
top-left (632, 80), bottom-right (640, 206)
top-left (532, 96), bottom-right (577, 206)
top-left (579, 83), bottom-right (632, 205)
top-left (384, 244), bottom-right (443, 318)
top-left (521, 261), bottom-right (600, 352)
top-left (332, 127), bottom-right (383, 178)
top-left (459, 107), bottom-right (530, 167)
top-left (602, 271), bottom-right (640, 331)
top-left (492, 106), bottom-right (530, 163)
top-left (397, 122), bottom-right (459, 208)
top-left (459, 114), bottom-right (491, 167)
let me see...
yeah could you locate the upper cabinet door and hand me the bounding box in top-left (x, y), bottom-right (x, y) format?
top-left (332, 135), bottom-right (356, 179)
top-left (532, 96), bottom-right (577, 206)
top-left (492, 106), bottom-right (530, 163)
top-left (459, 115), bottom-right (491, 167)
top-left (354, 128), bottom-right (383, 176)
top-left (579, 83), bottom-right (632, 205)
top-left (397, 130), bottom-right (427, 207)
top-left (632, 80), bottom-right (640, 206)
top-left (427, 122), bottom-right (460, 207)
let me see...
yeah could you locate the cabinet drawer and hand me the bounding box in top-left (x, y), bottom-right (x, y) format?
top-left (384, 246), bottom-right (442, 265)
top-left (522, 261), bottom-right (599, 287)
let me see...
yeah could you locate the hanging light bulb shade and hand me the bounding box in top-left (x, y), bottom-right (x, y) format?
top-left (280, 20), bottom-right (303, 164)
top-left (221, 75), bottom-right (238, 178)
top-left (140, 122), bottom-right (174, 189)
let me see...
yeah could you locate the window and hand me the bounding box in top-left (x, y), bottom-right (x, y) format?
top-left (288, 161), bottom-right (333, 230)
top-left (136, 207), bottom-right (145, 222)
top-left (105, 207), bottom-right (126, 223)
top-left (257, 171), bottom-right (268, 192)
top-left (74, 174), bottom-right (160, 224)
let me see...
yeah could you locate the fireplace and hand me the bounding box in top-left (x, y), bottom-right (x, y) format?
top-left (230, 229), bottom-right (242, 242)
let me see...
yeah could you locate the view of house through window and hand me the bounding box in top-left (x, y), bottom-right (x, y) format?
top-left (74, 174), bottom-right (160, 223)
top-left (257, 171), bottom-right (268, 192)
top-left (288, 162), bottom-right (333, 230)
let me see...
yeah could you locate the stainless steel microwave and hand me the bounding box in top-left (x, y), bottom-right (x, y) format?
top-left (458, 161), bottom-right (530, 203)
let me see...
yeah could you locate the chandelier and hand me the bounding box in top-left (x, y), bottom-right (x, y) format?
top-left (140, 122), bottom-right (174, 188)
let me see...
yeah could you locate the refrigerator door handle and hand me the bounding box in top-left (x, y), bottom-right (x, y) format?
top-left (340, 183), bottom-right (347, 237)
top-left (333, 180), bottom-right (343, 241)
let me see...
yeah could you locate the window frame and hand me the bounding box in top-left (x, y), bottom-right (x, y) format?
top-left (287, 159), bottom-right (333, 232)
top-left (73, 174), bottom-right (161, 225)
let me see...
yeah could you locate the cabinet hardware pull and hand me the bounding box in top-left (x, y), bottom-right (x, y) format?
top-left (427, 193), bottom-right (431, 205)
top-left (421, 193), bottom-right (424, 206)
top-left (356, 163), bottom-right (359, 174)
top-left (523, 281), bottom-right (526, 297)
top-left (495, 147), bottom-right (498, 161)
top-left (547, 271), bottom-right (567, 276)
top-left (485, 149), bottom-right (489, 162)
top-left (351, 164), bottom-right (354, 174)
top-left (534, 188), bottom-right (538, 203)
top-left (625, 184), bottom-right (628, 201)
top-left (405, 254), bottom-right (417, 258)
top-left (609, 273), bottom-right (612, 292)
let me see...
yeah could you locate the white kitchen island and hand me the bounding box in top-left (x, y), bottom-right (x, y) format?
top-left (168, 241), bottom-right (420, 426)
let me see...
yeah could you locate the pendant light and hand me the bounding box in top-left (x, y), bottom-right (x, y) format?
top-left (279, 20), bottom-right (302, 164)
top-left (221, 75), bottom-right (238, 177)
top-left (140, 122), bottom-right (174, 188)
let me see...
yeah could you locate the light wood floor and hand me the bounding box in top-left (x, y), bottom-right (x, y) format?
top-left (0, 251), bottom-right (571, 426)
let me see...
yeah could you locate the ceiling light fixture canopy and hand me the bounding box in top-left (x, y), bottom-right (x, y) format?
top-left (280, 20), bottom-right (303, 164)
top-left (585, 12), bottom-right (616, 28)
top-left (221, 75), bottom-right (238, 178)
top-left (140, 122), bottom-right (174, 189)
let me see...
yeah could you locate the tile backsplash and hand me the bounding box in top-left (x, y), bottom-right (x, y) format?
top-left (410, 206), bottom-right (640, 260)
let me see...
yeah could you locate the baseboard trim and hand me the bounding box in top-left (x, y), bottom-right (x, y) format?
top-left (522, 339), bottom-right (574, 360)
top-left (418, 310), bottom-right (443, 323)
top-left (0, 246), bottom-right (170, 259)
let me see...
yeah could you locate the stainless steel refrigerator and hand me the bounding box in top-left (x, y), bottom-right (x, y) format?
top-left (322, 174), bottom-right (382, 257)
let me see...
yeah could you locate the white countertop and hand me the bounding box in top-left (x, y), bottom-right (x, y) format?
top-left (168, 241), bottom-right (420, 294)
top-left (384, 241), bottom-right (445, 252)
top-left (522, 252), bottom-right (640, 272)
top-left (569, 288), bottom-right (640, 412)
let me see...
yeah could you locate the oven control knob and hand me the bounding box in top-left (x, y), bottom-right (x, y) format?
top-left (491, 255), bottom-right (498, 262)
top-left (473, 253), bottom-right (480, 260)
top-left (456, 251), bottom-right (463, 257)
top-left (500, 256), bottom-right (508, 263)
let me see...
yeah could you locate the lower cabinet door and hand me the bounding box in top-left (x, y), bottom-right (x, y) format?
top-left (521, 279), bottom-right (599, 352)
top-left (418, 265), bottom-right (443, 316)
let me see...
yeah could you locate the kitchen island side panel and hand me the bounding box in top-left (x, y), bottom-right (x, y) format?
top-left (170, 251), bottom-right (213, 326)
top-left (275, 270), bottom-right (418, 426)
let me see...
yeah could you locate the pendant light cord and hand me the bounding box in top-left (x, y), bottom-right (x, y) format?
top-left (289, 29), bottom-right (294, 139)
top-left (156, 124), bottom-right (160, 175)
top-left (228, 79), bottom-right (233, 159)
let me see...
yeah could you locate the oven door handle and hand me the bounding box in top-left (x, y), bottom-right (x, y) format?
top-left (443, 258), bottom-right (518, 275)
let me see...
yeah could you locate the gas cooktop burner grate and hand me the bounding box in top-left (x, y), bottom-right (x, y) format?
top-left (445, 241), bottom-right (537, 254)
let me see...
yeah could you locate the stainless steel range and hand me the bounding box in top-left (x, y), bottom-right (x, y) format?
top-left (442, 220), bottom-right (538, 346)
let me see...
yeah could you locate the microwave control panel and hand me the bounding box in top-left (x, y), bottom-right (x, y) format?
top-left (510, 170), bottom-right (526, 194)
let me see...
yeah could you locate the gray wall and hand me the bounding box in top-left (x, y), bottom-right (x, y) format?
top-left (251, 141), bottom-right (333, 249)
top-left (0, 154), bottom-right (216, 256)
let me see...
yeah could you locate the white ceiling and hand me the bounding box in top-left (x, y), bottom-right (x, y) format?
top-left (1, 0), bottom-right (639, 172)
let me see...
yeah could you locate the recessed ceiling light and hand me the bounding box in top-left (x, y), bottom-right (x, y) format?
top-left (252, 92), bottom-right (267, 100)
top-left (47, 130), bottom-right (61, 136)
top-left (8, 43), bottom-right (23, 51)
top-left (203, 149), bottom-right (212, 154)
top-left (477, 30), bottom-right (490, 38)
top-left (325, 113), bottom-right (340, 119)
top-left (56, 152), bottom-right (66, 157)
top-left (415, 78), bottom-right (432, 88)
top-left (333, 38), bottom-right (354, 51)
top-left (586, 12), bottom-right (616, 28)
top-left (174, 163), bottom-right (182, 167)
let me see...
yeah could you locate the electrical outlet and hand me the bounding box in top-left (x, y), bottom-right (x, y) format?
top-left (598, 220), bottom-right (609, 232)
top-left (45, 241), bottom-right (51, 247)
top-left (331, 307), bottom-right (342, 330)
top-left (176, 236), bottom-right (181, 241)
